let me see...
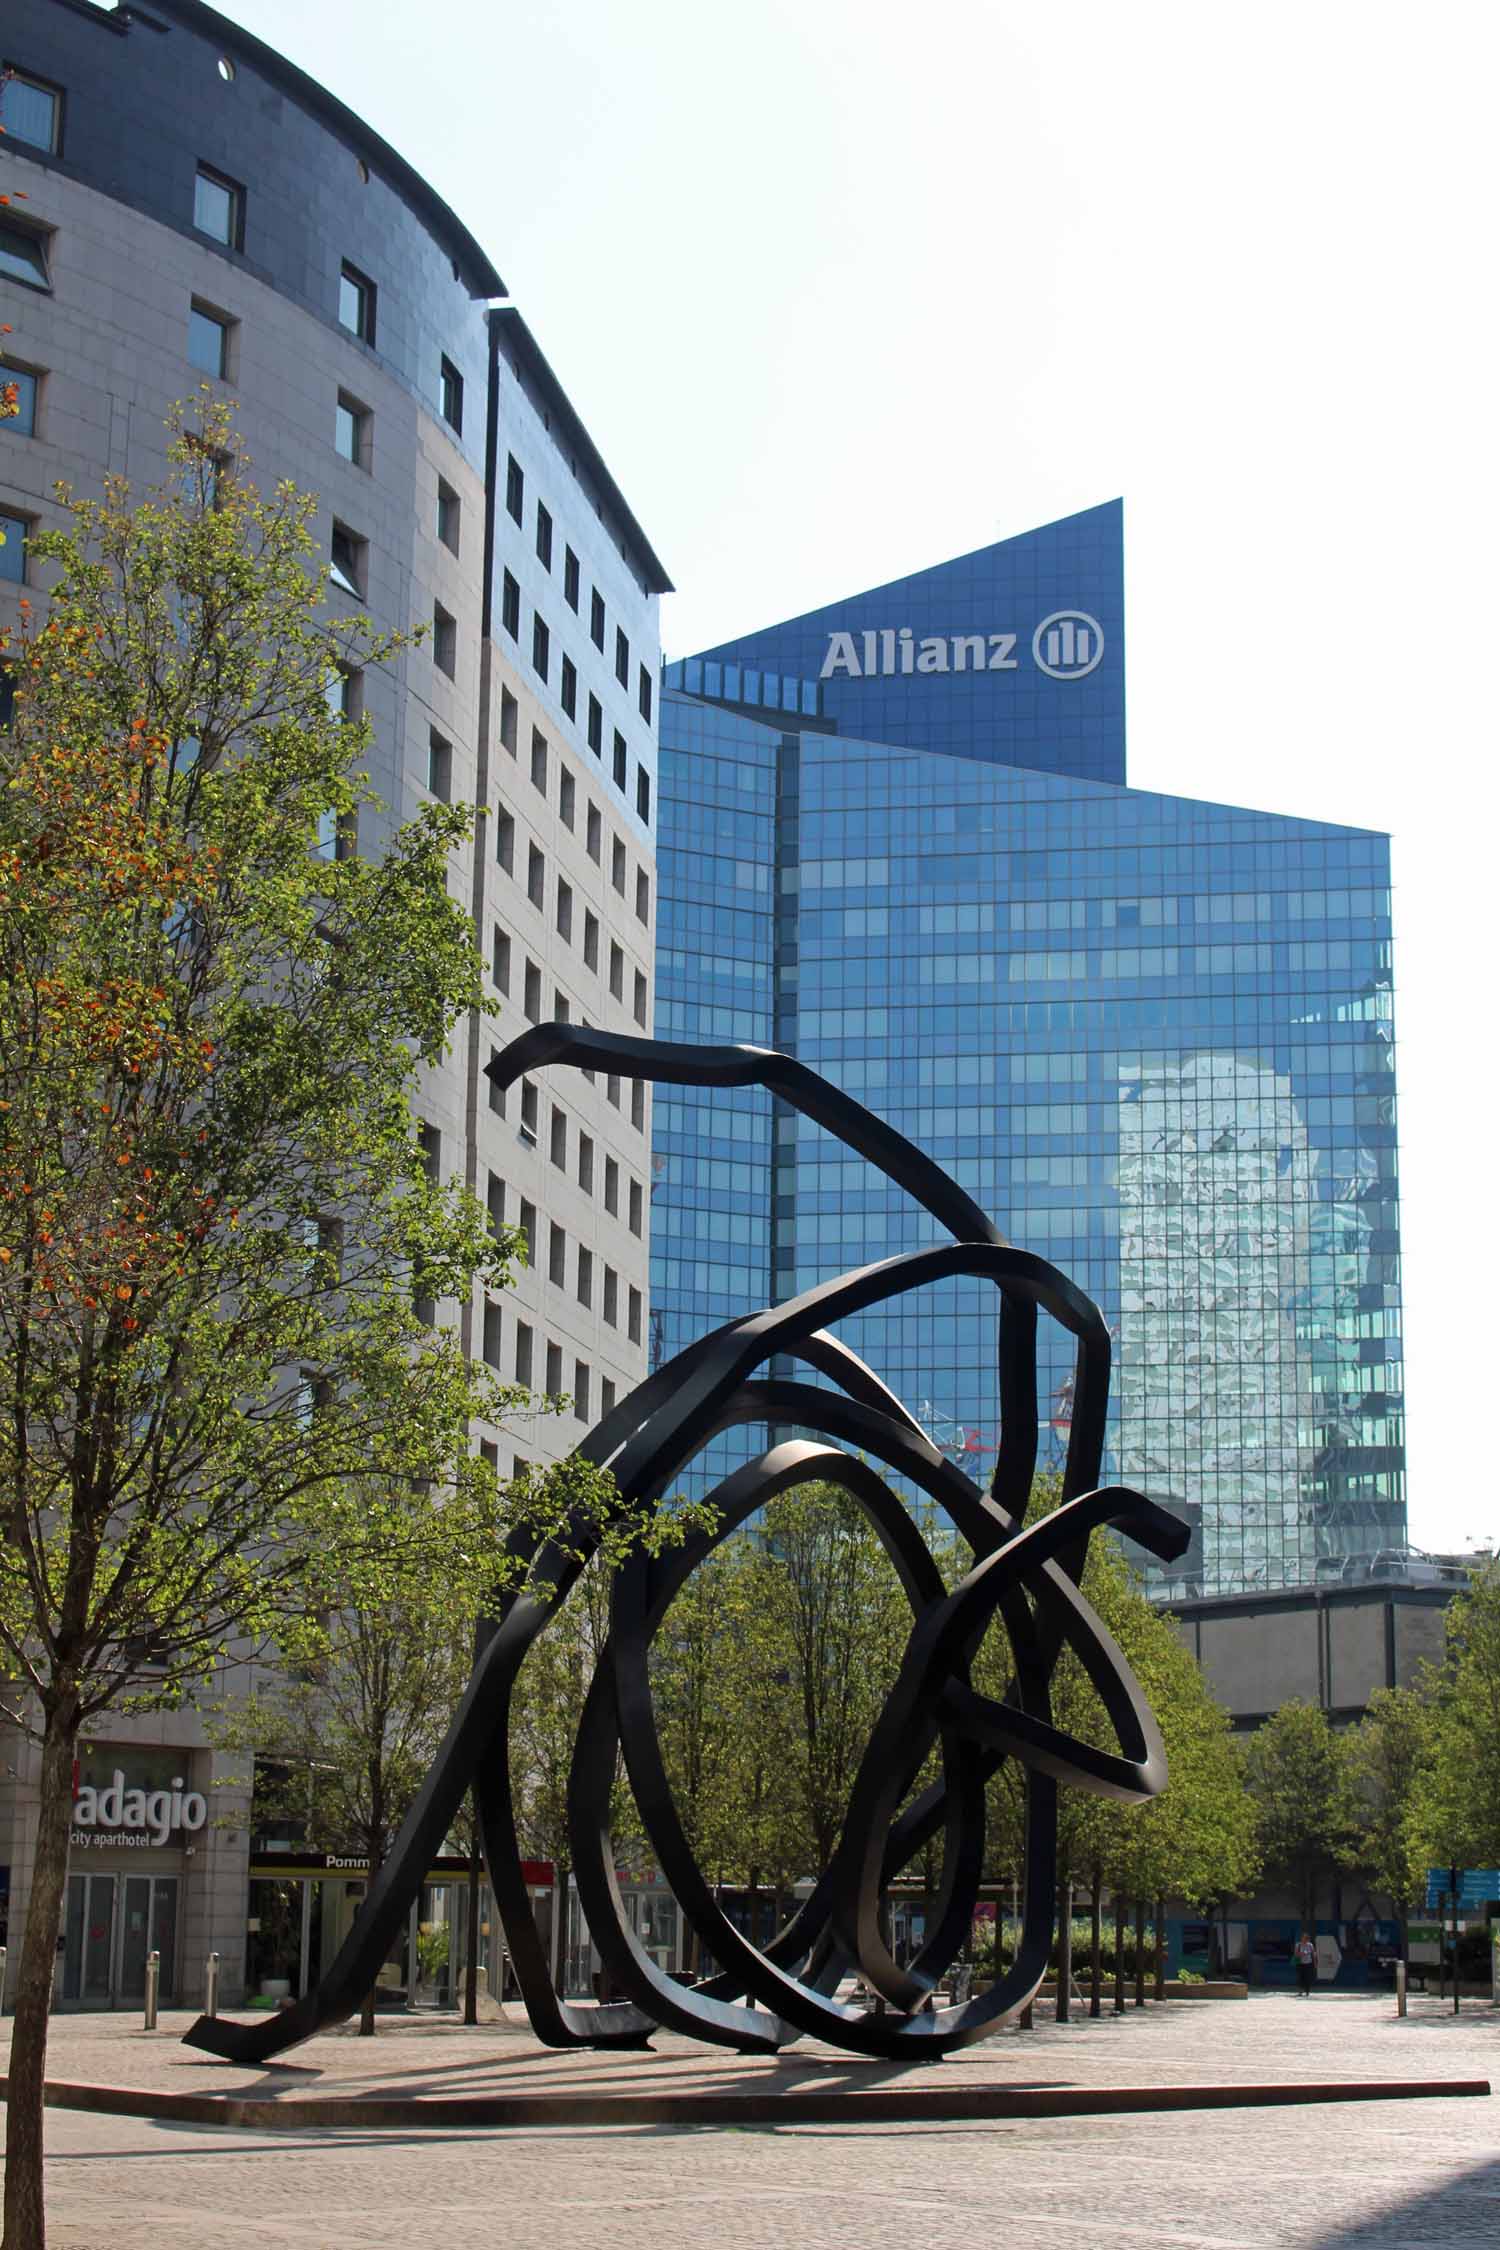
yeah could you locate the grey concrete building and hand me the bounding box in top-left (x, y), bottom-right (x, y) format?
top-left (0, 0), bottom-right (668, 2009)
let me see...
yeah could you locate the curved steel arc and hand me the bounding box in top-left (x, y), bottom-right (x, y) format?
top-left (183, 1030), bottom-right (1189, 2066)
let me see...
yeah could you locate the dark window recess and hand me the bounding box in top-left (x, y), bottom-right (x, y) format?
top-left (506, 453), bottom-right (524, 525)
top-left (1, 71), bottom-right (63, 156)
top-left (491, 927), bottom-right (510, 992)
top-left (187, 301), bottom-right (230, 377)
top-left (428, 730), bottom-right (452, 802)
top-left (339, 262), bottom-right (376, 343)
top-left (335, 391), bottom-right (369, 467)
top-left (517, 1198), bottom-right (536, 1263)
top-left (482, 1299), bottom-right (502, 1369)
top-left (433, 602), bottom-right (456, 677)
top-left (636, 766), bottom-right (651, 825)
top-left (527, 844), bottom-right (545, 909)
top-left (611, 837), bottom-right (627, 895)
top-left (638, 664), bottom-right (653, 724)
top-left (560, 654), bottom-right (577, 719)
top-left (536, 502), bottom-right (553, 569)
top-left (559, 771), bottom-right (575, 829)
top-left (546, 1341), bottom-right (563, 1398)
top-left (436, 479), bottom-right (459, 551)
top-left (194, 164), bottom-right (244, 248)
top-left (586, 804), bottom-right (602, 863)
top-left (532, 612), bottom-right (549, 683)
top-left (550, 1107), bottom-right (567, 1169)
top-left (500, 687), bottom-right (519, 754)
top-left (0, 365), bottom-right (39, 437)
top-left (628, 1284), bottom-right (643, 1338)
top-left (487, 1053), bottom-right (506, 1114)
top-left (530, 729), bottom-right (548, 795)
top-left (556, 879), bottom-right (573, 941)
top-left (587, 696), bottom-right (603, 757)
top-left (564, 547), bottom-right (580, 610)
top-left (633, 969), bottom-right (648, 1028)
top-left (501, 569), bottom-right (520, 640)
top-left (615, 627), bottom-right (629, 688)
top-left (495, 810), bottom-right (514, 873)
top-left (523, 959), bottom-right (541, 1021)
top-left (329, 522), bottom-right (364, 596)
top-left (0, 510), bottom-right (31, 587)
top-left (629, 1180), bottom-right (643, 1237)
top-left (514, 1321), bottom-right (533, 1387)
top-left (583, 910), bottom-right (599, 970)
top-left (635, 869), bottom-right (650, 925)
top-left (612, 733), bottom-right (628, 791)
top-left (438, 355), bottom-right (463, 433)
top-left (590, 589), bottom-right (605, 651)
top-left (631, 1079), bottom-right (645, 1133)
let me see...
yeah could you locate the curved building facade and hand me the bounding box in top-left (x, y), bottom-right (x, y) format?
top-left (1, 0), bottom-right (668, 2009)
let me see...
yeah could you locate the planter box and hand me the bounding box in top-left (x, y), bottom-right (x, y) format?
top-left (1030, 1979), bottom-right (1248, 2001)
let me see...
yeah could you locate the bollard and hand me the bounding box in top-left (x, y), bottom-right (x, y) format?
top-left (143, 1949), bottom-right (160, 2032)
top-left (204, 1951), bottom-right (220, 2020)
top-left (1396, 1958), bottom-right (1407, 2018)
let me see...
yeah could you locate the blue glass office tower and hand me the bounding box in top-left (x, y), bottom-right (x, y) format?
top-left (652, 504), bottom-right (1404, 1596)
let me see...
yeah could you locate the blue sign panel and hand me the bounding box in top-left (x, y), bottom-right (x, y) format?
top-left (1425, 1868), bottom-right (1500, 1912)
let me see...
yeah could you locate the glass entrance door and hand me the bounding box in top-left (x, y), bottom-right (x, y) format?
top-left (61, 1872), bottom-right (179, 2007)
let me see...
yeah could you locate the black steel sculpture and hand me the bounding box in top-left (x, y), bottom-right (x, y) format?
top-left (186, 1026), bottom-right (1188, 2063)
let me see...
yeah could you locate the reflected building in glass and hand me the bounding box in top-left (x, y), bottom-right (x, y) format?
top-left (652, 503), bottom-right (1404, 1596)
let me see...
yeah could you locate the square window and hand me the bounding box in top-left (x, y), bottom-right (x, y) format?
top-left (612, 732), bottom-right (627, 790)
top-left (611, 837), bottom-right (627, 895)
top-left (628, 1284), bottom-right (643, 1339)
top-left (487, 1054), bottom-right (506, 1115)
top-left (628, 1182), bottom-right (643, 1238)
top-left (500, 687), bottom-right (519, 753)
top-left (2, 71), bottom-right (62, 155)
top-left (586, 805), bottom-right (602, 863)
top-left (523, 959), bottom-right (541, 1021)
top-left (590, 589), bottom-right (605, 651)
top-left (519, 1089), bottom-right (538, 1145)
top-left (545, 1341), bottom-right (563, 1398)
top-left (501, 569), bottom-right (520, 640)
top-left (576, 1247), bottom-right (592, 1309)
top-left (324, 665), bottom-right (358, 723)
top-left (587, 695), bottom-right (602, 756)
top-left (559, 770), bottom-right (575, 830)
top-left (491, 927), bottom-right (510, 993)
top-left (418, 1121), bottom-right (442, 1182)
top-left (0, 510), bottom-right (31, 586)
top-left (548, 1223), bottom-right (566, 1288)
top-left (532, 611), bottom-right (549, 683)
top-left (329, 521), bottom-right (365, 597)
top-left (495, 810), bottom-right (514, 873)
top-left (506, 453), bottom-right (524, 526)
top-left (339, 262), bottom-right (376, 343)
top-left (530, 729), bottom-right (548, 795)
top-left (334, 390), bottom-right (369, 467)
top-left (635, 868), bottom-right (650, 924)
top-left (536, 502), bottom-right (552, 569)
top-left (583, 909), bottom-right (599, 971)
top-left (603, 1266), bottom-right (618, 1325)
top-left (187, 300), bottom-right (231, 377)
top-left (638, 663), bottom-right (653, 724)
top-left (633, 968), bottom-right (648, 1028)
top-left (556, 878), bottom-right (572, 941)
top-left (438, 354), bottom-right (463, 433)
top-left (433, 601), bottom-right (456, 676)
top-left (486, 1171), bottom-right (506, 1234)
top-left (636, 766), bottom-right (651, 825)
top-left (560, 654), bottom-right (577, 719)
top-left (604, 1156), bottom-right (619, 1215)
top-left (601, 1377), bottom-right (616, 1418)
top-left (194, 164), bottom-right (243, 248)
top-left (631, 1079), bottom-right (645, 1133)
top-left (606, 1074), bottom-right (621, 1110)
top-left (436, 479), bottom-right (459, 551)
top-left (514, 1320), bottom-right (533, 1387)
top-left (428, 730), bottom-right (452, 802)
top-left (563, 546), bottom-right (580, 610)
top-left (574, 1360), bottom-right (590, 1420)
top-left (578, 1131), bottom-right (594, 1194)
top-left (550, 1106), bottom-right (566, 1169)
top-left (609, 942), bottom-right (624, 1002)
top-left (482, 1299), bottom-right (502, 1370)
top-left (527, 843), bottom-right (545, 910)
top-left (615, 626), bottom-right (629, 688)
top-left (0, 365), bottom-right (39, 438)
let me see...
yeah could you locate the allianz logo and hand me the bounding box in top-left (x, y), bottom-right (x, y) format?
top-left (820, 610), bottom-right (1103, 682)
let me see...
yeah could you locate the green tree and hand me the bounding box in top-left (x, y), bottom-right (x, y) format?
top-left (1242, 1699), bottom-right (1360, 1929)
top-left (1412, 1559), bottom-right (1500, 1872)
top-left (0, 406), bottom-right (507, 2247)
top-left (1346, 1685), bottom-right (1429, 1953)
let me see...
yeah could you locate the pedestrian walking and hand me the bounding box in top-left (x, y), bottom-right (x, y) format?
top-left (1294, 1932), bottom-right (1317, 1997)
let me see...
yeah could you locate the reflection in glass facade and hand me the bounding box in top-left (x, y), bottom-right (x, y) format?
top-left (653, 506), bottom-right (1403, 1596)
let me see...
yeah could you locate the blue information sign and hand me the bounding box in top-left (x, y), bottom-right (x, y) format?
top-left (1425, 1867), bottom-right (1500, 1912)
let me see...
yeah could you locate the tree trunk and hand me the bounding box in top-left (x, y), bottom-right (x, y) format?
top-left (1113, 1893), bottom-right (1127, 2015)
top-left (1134, 1898), bottom-right (1147, 2008)
top-left (1089, 1869), bottom-right (1103, 2017)
top-left (1154, 1893), bottom-right (1167, 2001)
top-left (4, 1708), bottom-right (80, 2250)
top-left (463, 1814), bottom-right (481, 2025)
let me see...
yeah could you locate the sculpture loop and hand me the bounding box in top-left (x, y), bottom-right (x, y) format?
top-left (186, 1027), bottom-right (1188, 2062)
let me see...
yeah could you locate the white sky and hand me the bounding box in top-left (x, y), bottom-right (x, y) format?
top-left (219, 0), bottom-right (1499, 1554)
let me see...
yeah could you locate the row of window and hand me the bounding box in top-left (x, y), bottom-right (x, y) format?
top-left (484, 1174), bottom-right (645, 1336)
top-left (498, 564), bottom-right (652, 824)
top-left (502, 454), bottom-right (650, 718)
top-left (493, 922), bottom-right (649, 1032)
top-left (488, 1049), bottom-right (649, 1147)
top-left (478, 1310), bottom-right (626, 1425)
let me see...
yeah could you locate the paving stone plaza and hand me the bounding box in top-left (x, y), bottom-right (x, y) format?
top-left (4, 1994), bottom-right (1494, 2249)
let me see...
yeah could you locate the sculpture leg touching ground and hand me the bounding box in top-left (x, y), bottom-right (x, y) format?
top-left (186, 1027), bottom-right (1188, 2064)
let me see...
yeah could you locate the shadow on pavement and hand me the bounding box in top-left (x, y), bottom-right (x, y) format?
top-left (1308, 2150), bottom-right (1500, 2247)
